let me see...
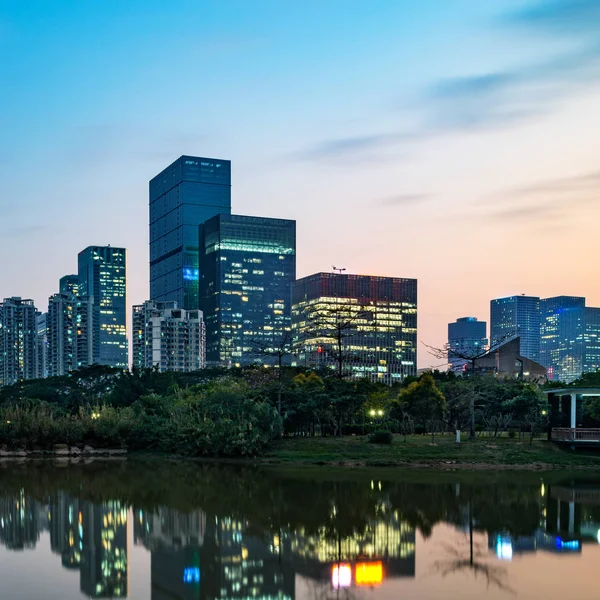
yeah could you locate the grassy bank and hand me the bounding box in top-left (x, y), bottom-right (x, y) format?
top-left (263, 434), bottom-right (600, 469)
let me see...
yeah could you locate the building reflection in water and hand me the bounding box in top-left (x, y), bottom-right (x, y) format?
top-left (489, 482), bottom-right (600, 561)
top-left (7, 478), bottom-right (600, 598)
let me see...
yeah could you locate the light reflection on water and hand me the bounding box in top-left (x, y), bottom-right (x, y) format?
top-left (0, 462), bottom-right (599, 599)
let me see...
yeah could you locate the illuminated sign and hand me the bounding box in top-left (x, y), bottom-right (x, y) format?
top-left (183, 268), bottom-right (199, 281)
top-left (332, 564), bottom-right (352, 589)
top-left (355, 562), bottom-right (383, 586)
top-left (183, 567), bottom-right (200, 584)
top-left (555, 538), bottom-right (579, 551)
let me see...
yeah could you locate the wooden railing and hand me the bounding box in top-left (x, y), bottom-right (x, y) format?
top-left (551, 428), bottom-right (600, 442)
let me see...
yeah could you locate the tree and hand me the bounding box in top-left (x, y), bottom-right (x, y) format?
top-left (301, 299), bottom-right (368, 379)
top-left (394, 374), bottom-right (446, 429)
top-left (251, 330), bottom-right (297, 416)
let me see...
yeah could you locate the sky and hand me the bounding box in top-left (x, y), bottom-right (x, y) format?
top-left (2, 0), bottom-right (600, 368)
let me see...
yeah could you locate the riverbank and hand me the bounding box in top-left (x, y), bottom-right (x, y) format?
top-left (261, 434), bottom-right (600, 470)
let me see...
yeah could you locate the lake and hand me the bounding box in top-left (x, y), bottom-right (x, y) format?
top-left (0, 460), bottom-right (599, 599)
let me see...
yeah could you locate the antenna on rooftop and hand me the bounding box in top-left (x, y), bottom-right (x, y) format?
top-left (332, 266), bottom-right (346, 274)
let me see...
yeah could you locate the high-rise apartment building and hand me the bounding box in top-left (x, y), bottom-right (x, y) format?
top-left (150, 156), bottom-right (231, 310)
top-left (490, 295), bottom-right (540, 362)
top-left (59, 274), bottom-right (79, 296)
top-left (447, 317), bottom-right (487, 372)
top-left (77, 246), bottom-right (127, 369)
top-left (199, 214), bottom-right (296, 367)
top-left (584, 307), bottom-right (600, 376)
top-left (292, 273), bottom-right (418, 383)
top-left (132, 300), bottom-right (205, 372)
top-left (47, 293), bottom-right (94, 377)
top-left (0, 297), bottom-right (39, 387)
top-left (36, 312), bottom-right (48, 379)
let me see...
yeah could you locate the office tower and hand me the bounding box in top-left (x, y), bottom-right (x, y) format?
top-left (292, 273), bottom-right (417, 383)
top-left (199, 214), bottom-right (296, 367)
top-left (132, 300), bottom-right (206, 372)
top-left (490, 295), bottom-right (540, 362)
top-left (447, 317), bottom-right (487, 372)
top-left (584, 307), bottom-right (600, 375)
top-left (37, 312), bottom-right (48, 379)
top-left (78, 246), bottom-right (127, 369)
top-left (0, 297), bottom-right (39, 387)
top-left (80, 501), bottom-right (128, 598)
top-left (59, 274), bottom-right (79, 296)
top-left (47, 293), bottom-right (94, 377)
top-left (0, 490), bottom-right (40, 550)
top-left (540, 296), bottom-right (586, 382)
top-left (150, 156), bottom-right (232, 310)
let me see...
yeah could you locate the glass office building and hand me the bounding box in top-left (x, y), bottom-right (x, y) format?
top-left (584, 307), bottom-right (600, 375)
top-left (292, 273), bottom-right (418, 383)
top-left (490, 295), bottom-right (540, 362)
top-left (77, 246), bottom-right (127, 369)
top-left (540, 296), bottom-right (586, 382)
top-left (150, 156), bottom-right (231, 310)
top-left (447, 317), bottom-right (487, 372)
top-left (199, 214), bottom-right (296, 367)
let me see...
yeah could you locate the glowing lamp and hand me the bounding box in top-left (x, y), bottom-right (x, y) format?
top-left (355, 562), bottom-right (383, 586)
top-left (332, 564), bottom-right (352, 588)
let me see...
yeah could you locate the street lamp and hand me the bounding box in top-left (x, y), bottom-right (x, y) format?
top-left (377, 409), bottom-right (383, 417)
top-left (369, 409), bottom-right (376, 417)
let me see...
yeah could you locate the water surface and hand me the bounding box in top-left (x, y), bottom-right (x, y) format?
top-left (0, 460), bottom-right (599, 599)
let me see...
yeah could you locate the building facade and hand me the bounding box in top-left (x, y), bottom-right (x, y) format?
top-left (490, 295), bottom-right (540, 362)
top-left (292, 273), bottom-right (417, 383)
top-left (0, 297), bottom-right (39, 387)
top-left (59, 274), bottom-right (79, 296)
top-left (539, 296), bottom-right (586, 382)
top-left (77, 246), bottom-right (127, 369)
top-left (47, 293), bottom-right (94, 377)
top-left (132, 300), bottom-right (206, 372)
top-left (150, 156), bottom-right (231, 310)
top-left (199, 214), bottom-right (296, 367)
top-left (447, 317), bottom-right (487, 372)
top-left (37, 312), bottom-right (48, 379)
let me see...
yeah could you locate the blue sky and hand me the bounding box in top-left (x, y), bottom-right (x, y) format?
top-left (2, 0), bottom-right (600, 364)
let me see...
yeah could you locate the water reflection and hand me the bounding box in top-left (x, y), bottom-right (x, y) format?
top-left (0, 463), bottom-right (599, 598)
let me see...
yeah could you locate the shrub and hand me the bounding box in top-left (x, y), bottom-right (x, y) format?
top-left (368, 430), bottom-right (393, 444)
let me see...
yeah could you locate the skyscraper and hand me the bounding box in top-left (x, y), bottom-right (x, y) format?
top-left (447, 317), bottom-right (487, 372)
top-left (490, 295), bottom-right (540, 362)
top-left (540, 296), bottom-right (586, 382)
top-left (584, 307), bottom-right (600, 376)
top-left (292, 273), bottom-right (417, 383)
top-left (199, 214), bottom-right (296, 367)
top-left (36, 312), bottom-right (48, 379)
top-left (150, 156), bottom-right (231, 310)
top-left (47, 293), bottom-right (94, 377)
top-left (0, 297), bottom-right (39, 387)
top-left (132, 300), bottom-right (206, 372)
top-left (59, 274), bottom-right (79, 296)
top-left (77, 246), bottom-right (127, 369)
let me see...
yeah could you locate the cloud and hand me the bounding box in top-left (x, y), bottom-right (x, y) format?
top-left (381, 193), bottom-right (430, 207)
top-left (478, 169), bottom-right (600, 225)
top-left (508, 0), bottom-right (600, 36)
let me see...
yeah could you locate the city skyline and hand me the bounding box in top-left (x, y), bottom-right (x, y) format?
top-left (3, 1), bottom-right (600, 368)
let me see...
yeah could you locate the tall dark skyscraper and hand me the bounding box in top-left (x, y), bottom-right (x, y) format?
top-left (150, 156), bottom-right (232, 310)
top-left (199, 214), bottom-right (296, 366)
top-left (490, 295), bottom-right (540, 362)
top-left (447, 317), bottom-right (487, 372)
top-left (78, 246), bottom-right (127, 369)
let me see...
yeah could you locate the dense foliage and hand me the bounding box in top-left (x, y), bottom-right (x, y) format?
top-left (0, 362), bottom-right (584, 454)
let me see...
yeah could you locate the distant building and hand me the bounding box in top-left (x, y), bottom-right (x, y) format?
top-left (447, 317), bottom-right (487, 372)
top-left (36, 312), bottom-right (48, 379)
top-left (149, 156), bottom-right (232, 310)
top-left (47, 293), bottom-right (94, 377)
top-left (490, 295), bottom-right (540, 362)
top-left (199, 214), bottom-right (296, 367)
top-left (59, 274), bottom-right (79, 296)
top-left (0, 297), bottom-right (39, 387)
top-left (78, 246), bottom-right (127, 369)
top-left (292, 272), bottom-right (417, 383)
top-left (132, 300), bottom-right (206, 372)
top-left (538, 296), bottom-right (600, 383)
top-left (466, 337), bottom-right (546, 383)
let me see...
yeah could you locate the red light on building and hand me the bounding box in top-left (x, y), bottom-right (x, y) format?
top-left (331, 564), bottom-right (352, 588)
top-left (317, 346), bottom-right (322, 353)
top-left (355, 562), bottom-right (383, 586)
